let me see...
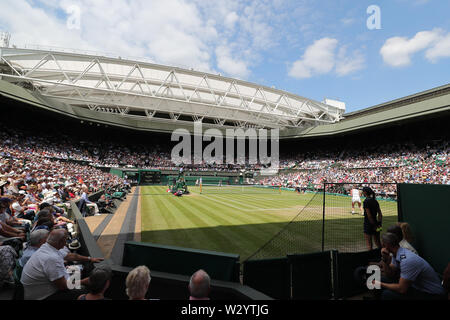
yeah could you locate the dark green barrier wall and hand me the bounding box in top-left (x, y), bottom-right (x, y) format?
top-left (397, 183), bottom-right (450, 274)
top-left (122, 241), bottom-right (240, 282)
top-left (334, 249), bottom-right (381, 299)
top-left (242, 258), bottom-right (290, 299)
top-left (288, 251), bottom-right (334, 300)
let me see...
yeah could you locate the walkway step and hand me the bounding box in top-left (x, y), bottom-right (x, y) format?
top-left (96, 187), bottom-right (137, 261)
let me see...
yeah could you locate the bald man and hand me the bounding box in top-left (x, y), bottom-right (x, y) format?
top-left (188, 269), bottom-right (211, 300)
top-left (21, 229), bottom-right (103, 300)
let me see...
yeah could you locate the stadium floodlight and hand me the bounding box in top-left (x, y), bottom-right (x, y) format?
top-left (0, 46), bottom-right (345, 133)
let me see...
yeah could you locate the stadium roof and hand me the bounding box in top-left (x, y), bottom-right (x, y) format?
top-left (1, 47), bottom-right (449, 139)
top-left (280, 83), bottom-right (450, 139)
top-left (0, 46), bottom-right (344, 133)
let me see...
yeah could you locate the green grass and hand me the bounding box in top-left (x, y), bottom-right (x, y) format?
top-left (140, 186), bottom-right (398, 261)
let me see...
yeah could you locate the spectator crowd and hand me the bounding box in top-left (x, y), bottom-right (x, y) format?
top-left (0, 115), bottom-right (448, 300)
top-left (259, 141), bottom-right (449, 196)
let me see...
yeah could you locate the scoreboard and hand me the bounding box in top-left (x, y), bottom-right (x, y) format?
top-left (139, 170), bottom-right (161, 185)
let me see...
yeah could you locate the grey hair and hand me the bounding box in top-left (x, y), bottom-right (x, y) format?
top-left (381, 232), bottom-right (400, 247)
top-left (30, 229), bottom-right (49, 246)
top-left (125, 266), bottom-right (151, 299)
top-left (189, 269), bottom-right (210, 298)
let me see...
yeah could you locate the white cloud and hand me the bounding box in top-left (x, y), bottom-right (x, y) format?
top-left (224, 12), bottom-right (239, 30)
top-left (0, 0), bottom-right (215, 71)
top-left (0, 0), bottom-right (288, 79)
top-left (215, 45), bottom-right (250, 79)
top-left (380, 28), bottom-right (450, 67)
top-left (340, 18), bottom-right (355, 26)
top-left (289, 38), bottom-right (338, 79)
top-left (288, 38), bottom-right (365, 79)
top-left (425, 33), bottom-right (450, 62)
top-left (336, 47), bottom-right (365, 76)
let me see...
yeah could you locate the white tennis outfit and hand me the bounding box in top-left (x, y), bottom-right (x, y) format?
top-left (351, 189), bottom-right (361, 203)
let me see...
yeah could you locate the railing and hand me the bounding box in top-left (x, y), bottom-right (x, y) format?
top-left (11, 44), bottom-right (201, 73)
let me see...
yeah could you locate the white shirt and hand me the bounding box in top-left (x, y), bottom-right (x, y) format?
top-left (59, 246), bottom-right (70, 258)
top-left (351, 189), bottom-right (360, 198)
top-left (21, 242), bottom-right (69, 300)
top-left (81, 192), bottom-right (91, 203)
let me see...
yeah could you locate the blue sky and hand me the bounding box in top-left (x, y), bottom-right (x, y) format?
top-left (1, 0), bottom-right (449, 112)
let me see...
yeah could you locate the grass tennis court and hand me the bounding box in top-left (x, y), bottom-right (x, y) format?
top-left (140, 185), bottom-right (398, 261)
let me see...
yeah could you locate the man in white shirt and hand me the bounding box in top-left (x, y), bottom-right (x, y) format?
top-left (81, 187), bottom-right (99, 216)
top-left (21, 229), bottom-right (74, 300)
top-left (21, 229), bottom-right (103, 300)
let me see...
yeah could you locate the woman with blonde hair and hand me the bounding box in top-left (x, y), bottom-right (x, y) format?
top-left (125, 265), bottom-right (151, 300)
top-left (398, 222), bottom-right (418, 255)
top-left (399, 222), bottom-right (414, 243)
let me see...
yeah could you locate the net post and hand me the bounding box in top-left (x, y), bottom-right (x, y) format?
top-left (322, 182), bottom-right (326, 252)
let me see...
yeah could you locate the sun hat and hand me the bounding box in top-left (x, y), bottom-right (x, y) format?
top-left (68, 240), bottom-right (81, 250)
